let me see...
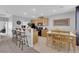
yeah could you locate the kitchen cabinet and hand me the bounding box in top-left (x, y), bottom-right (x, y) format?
top-left (31, 19), bottom-right (37, 25)
top-left (31, 16), bottom-right (48, 26)
top-left (33, 31), bottom-right (38, 44)
top-left (42, 30), bottom-right (48, 37)
top-left (43, 18), bottom-right (48, 26)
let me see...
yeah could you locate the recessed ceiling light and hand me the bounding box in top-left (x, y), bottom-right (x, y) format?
top-left (40, 13), bottom-right (44, 16)
top-left (24, 12), bottom-right (27, 15)
top-left (60, 6), bottom-right (64, 8)
top-left (53, 10), bottom-right (56, 12)
top-left (32, 16), bottom-right (35, 18)
top-left (32, 8), bottom-right (36, 12)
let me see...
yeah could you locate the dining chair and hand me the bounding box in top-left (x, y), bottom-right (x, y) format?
top-left (52, 30), bottom-right (70, 52)
top-left (58, 31), bottom-right (70, 52)
top-left (52, 33), bottom-right (59, 49)
top-left (70, 36), bottom-right (76, 52)
top-left (59, 34), bottom-right (70, 51)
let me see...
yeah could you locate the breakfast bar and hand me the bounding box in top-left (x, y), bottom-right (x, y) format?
top-left (47, 30), bottom-right (76, 52)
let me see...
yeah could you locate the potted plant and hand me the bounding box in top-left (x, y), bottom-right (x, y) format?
top-left (27, 22), bottom-right (32, 27)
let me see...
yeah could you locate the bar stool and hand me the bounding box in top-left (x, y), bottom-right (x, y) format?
top-left (15, 28), bottom-right (21, 45)
top-left (19, 31), bottom-right (29, 50)
top-left (16, 30), bottom-right (21, 46)
top-left (12, 30), bottom-right (17, 42)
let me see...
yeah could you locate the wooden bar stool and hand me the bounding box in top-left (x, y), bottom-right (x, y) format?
top-left (70, 36), bottom-right (76, 52)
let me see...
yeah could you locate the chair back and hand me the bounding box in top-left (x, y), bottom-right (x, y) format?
top-left (52, 30), bottom-right (70, 51)
top-left (12, 30), bottom-right (16, 35)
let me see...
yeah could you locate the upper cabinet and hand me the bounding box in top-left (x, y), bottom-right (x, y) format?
top-left (43, 17), bottom-right (48, 26)
top-left (31, 16), bottom-right (48, 26)
top-left (31, 19), bottom-right (37, 25)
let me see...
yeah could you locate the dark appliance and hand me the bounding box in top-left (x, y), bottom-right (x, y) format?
top-left (0, 27), bottom-right (6, 33)
top-left (31, 23), bottom-right (36, 29)
top-left (21, 25), bottom-right (26, 28)
top-left (38, 27), bottom-right (43, 36)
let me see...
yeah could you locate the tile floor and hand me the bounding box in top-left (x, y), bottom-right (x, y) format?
top-left (0, 36), bottom-right (79, 53)
top-left (0, 37), bottom-right (38, 53)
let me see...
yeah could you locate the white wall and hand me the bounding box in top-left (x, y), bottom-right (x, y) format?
top-left (0, 13), bottom-right (11, 37)
top-left (48, 11), bottom-right (75, 31)
top-left (12, 15), bottom-right (31, 28)
top-left (7, 15), bottom-right (13, 37)
top-left (0, 21), bottom-right (6, 31)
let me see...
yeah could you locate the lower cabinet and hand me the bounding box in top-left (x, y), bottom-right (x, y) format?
top-left (42, 30), bottom-right (48, 37)
top-left (33, 31), bottom-right (38, 44)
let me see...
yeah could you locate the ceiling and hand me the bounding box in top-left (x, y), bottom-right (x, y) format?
top-left (0, 5), bottom-right (77, 18)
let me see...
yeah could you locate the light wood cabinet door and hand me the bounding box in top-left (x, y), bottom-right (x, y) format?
top-left (31, 17), bottom-right (48, 26)
top-left (33, 31), bottom-right (38, 44)
top-left (42, 30), bottom-right (48, 37)
top-left (31, 20), bottom-right (35, 24)
top-left (44, 18), bottom-right (48, 25)
top-left (38, 18), bottom-right (43, 24)
top-left (31, 19), bottom-right (37, 25)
